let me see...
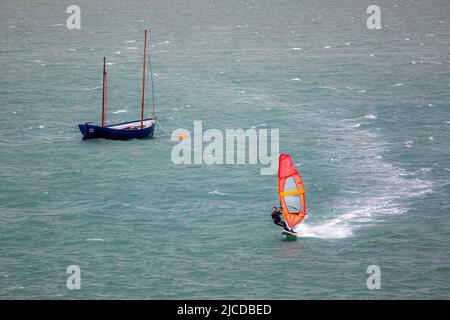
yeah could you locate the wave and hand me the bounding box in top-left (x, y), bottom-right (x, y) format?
top-left (320, 86), bottom-right (337, 90)
top-left (295, 221), bottom-right (352, 239)
top-left (251, 123), bottom-right (266, 128)
top-left (286, 107), bottom-right (432, 240)
top-left (83, 86), bottom-right (102, 91)
top-left (346, 86), bottom-right (367, 93)
top-left (208, 190), bottom-right (229, 196)
top-left (295, 166), bottom-right (432, 240)
top-left (112, 109), bottom-right (127, 114)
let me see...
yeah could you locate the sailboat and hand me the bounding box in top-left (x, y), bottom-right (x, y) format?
top-left (277, 154), bottom-right (306, 240)
top-left (78, 29), bottom-right (157, 140)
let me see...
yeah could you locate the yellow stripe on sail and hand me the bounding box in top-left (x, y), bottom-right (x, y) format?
top-left (280, 189), bottom-right (302, 196)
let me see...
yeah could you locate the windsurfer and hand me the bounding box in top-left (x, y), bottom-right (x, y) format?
top-left (271, 207), bottom-right (293, 232)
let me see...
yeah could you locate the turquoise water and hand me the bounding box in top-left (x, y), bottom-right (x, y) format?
top-left (1, 0), bottom-right (449, 299)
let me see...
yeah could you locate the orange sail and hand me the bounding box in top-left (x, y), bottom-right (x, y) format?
top-left (277, 154), bottom-right (306, 229)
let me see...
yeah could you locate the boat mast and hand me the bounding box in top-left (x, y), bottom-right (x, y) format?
top-left (140, 29), bottom-right (148, 129)
top-left (148, 40), bottom-right (156, 118)
top-left (101, 57), bottom-right (107, 127)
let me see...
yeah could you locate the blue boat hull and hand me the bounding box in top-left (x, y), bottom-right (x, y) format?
top-left (78, 118), bottom-right (156, 140)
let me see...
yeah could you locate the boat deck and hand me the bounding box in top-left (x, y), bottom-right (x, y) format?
top-left (108, 119), bottom-right (156, 130)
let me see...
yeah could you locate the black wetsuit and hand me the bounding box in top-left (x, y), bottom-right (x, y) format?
top-left (271, 209), bottom-right (290, 231)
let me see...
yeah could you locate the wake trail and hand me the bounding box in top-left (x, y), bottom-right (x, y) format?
top-left (283, 106), bottom-right (433, 239)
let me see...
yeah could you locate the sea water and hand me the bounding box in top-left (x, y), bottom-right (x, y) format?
top-left (0, 0), bottom-right (449, 299)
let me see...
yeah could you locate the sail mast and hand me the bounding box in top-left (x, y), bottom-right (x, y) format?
top-left (140, 29), bottom-right (148, 129)
top-left (101, 57), bottom-right (107, 127)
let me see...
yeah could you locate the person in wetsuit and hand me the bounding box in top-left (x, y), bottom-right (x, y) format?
top-left (271, 207), bottom-right (293, 232)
